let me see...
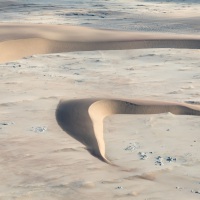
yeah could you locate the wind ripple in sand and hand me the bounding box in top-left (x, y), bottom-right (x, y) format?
top-left (56, 99), bottom-right (200, 164)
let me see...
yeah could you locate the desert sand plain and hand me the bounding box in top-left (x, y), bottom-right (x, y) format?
top-left (0, 0), bottom-right (200, 199)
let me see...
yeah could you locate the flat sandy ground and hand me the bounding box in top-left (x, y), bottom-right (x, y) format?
top-left (0, 1), bottom-right (200, 200)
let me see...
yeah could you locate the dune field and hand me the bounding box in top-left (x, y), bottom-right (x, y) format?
top-left (0, 0), bottom-right (200, 199)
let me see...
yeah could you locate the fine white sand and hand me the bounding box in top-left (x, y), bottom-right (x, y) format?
top-left (0, 0), bottom-right (200, 200)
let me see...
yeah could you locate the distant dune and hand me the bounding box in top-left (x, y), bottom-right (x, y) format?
top-left (0, 24), bottom-right (200, 63)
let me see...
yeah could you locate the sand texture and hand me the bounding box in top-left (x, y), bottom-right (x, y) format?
top-left (0, 0), bottom-right (200, 200)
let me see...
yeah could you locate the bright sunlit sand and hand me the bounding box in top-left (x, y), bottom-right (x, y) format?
top-left (0, 0), bottom-right (200, 199)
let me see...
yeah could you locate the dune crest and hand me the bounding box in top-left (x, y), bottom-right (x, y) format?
top-left (56, 99), bottom-right (200, 164)
top-left (0, 24), bottom-right (200, 63)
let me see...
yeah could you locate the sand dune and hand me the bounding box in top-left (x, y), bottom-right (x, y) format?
top-left (2, 23), bottom-right (200, 164)
top-left (1, 0), bottom-right (200, 199)
top-left (56, 99), bottom-right (200, 164)
top-left (0, 24), bottom-right (200, 63)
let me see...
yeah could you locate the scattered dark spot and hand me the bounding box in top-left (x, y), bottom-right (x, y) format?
top-left (115, 186), bottom-right (123, 189)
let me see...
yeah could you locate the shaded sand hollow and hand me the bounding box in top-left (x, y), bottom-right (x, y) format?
top-left (56, 99), bottom-right (200, 164)
top-left (0, 23), bottom-right (200, 63)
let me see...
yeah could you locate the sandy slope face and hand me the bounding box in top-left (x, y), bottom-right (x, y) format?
top-left (0, 0), bottom-right (199, 34)
top-left (0, 49), bottom-right (200, 199)
top-left (1, 23), bottom-right (200, 63)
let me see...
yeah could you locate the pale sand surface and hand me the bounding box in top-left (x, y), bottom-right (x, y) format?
top-left (0, 0), bottom-right (200, 199)
top-left (1, 49), bottom-right (200, 199)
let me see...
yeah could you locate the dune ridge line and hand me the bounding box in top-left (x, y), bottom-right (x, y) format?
top-left (56, 99), bottom-right (200, 164)
top-left (0, 24), bottom-right (200, 63)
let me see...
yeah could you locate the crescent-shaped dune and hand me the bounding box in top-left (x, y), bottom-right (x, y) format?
top-left (0, 24), bottom-right (200, 63)
top-left (56, 99), bottom-right (200, 164)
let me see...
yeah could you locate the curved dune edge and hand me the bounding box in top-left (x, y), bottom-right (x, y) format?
top-left (56, 99), bottom-right (200, 164)
top-left (0, 24), bottom-right (200, 63)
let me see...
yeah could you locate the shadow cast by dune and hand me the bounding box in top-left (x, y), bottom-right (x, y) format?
top-left (55, 99), bottom-right (109, 163)
top-left (56, 98), bottom-right (200, 164)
